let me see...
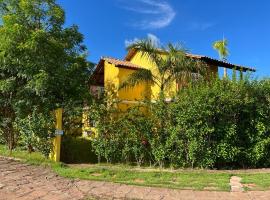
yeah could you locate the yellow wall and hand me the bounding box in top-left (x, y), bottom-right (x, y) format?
top-left (83, 60), bottom-right (150, 136)
top-left (104, 61), bottom-right (120, 92)
top-left (118, 68), bottom-right (148, 101)
top-left (83, 51), bottom-right (219, 137)
top-left (129, 51), bottom-right (177, 99)
top-left (104, 61), bottom-right (150, 111)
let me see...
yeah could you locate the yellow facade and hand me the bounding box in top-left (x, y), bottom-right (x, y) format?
top-left (83, 50), bottom-right (219, 136)
top-left (103, 60), bottom-right (149, 111)
top-left (128, 51), bottom-right (177, 99)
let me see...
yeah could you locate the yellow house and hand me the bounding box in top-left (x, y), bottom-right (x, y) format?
top-left (82, 49), bottom-right (255, 136)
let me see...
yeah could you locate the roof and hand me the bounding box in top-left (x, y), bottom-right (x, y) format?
top-left (125, 49), bottom-right (256, 72)
top-left (91, 50), bottom-right (256, 86)
top-left (101, 57), bottom-right (142, 70)
top-left (91, 57), bottom-right (142, 86)
top-left (185, 53), bottom-right (256, 72)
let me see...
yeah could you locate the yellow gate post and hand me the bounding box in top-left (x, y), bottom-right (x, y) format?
top-left (50, 108), bottom-right (63, 162)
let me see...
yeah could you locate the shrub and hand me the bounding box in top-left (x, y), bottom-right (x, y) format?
top-left (14, 108), bottom-right (54, 157)
top-left (90, 78), bottom-right (270, 169)
top-left (90, 102), bottom-right (152, 165)
top-left (168, 78), bottom-right (270, 168)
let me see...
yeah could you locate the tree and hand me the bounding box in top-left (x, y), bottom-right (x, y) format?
top-left (120, 38), bottom-right (208, 167)
top-left (213, 38), bottom-right (229, 77)
top-left (121, 39), bottom-right (207, 96)
top-left (0, 0), bottom-right (92, 152)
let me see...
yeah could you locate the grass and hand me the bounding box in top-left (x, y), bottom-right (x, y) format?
top-left (240, 173), bottom-right (270, 191)
top-left (0, 144), bottom-right (61, 168)
top-left (1, 144), bottom-right (270, 191)
top-left (54, 165), bottom-right (231, 191)
top-left (0, 145), bottom-right (230, 191)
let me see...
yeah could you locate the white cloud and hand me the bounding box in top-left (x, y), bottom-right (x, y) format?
top-left (119, 0), bottom-right (176, 29)
top-left (125, 33), bottom-right (161, 47)
top-left (125, 37), bottom-right (140, 47)
top-left (147, 33), bottom-right (161, 47)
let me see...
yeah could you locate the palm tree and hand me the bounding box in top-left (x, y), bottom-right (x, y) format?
top-left (213, 38), bottom-right (229, 77)
top-left (121, 38), bottom-right (207, 98)
top-left (120, 39), bottom-right (207, 168)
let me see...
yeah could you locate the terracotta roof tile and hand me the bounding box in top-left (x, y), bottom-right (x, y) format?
top-left (185, 53), bottom-right (256, 72)
top-left (102, 57), bottom-right (142, 70)
top-left (125, 49), bottom-right (256, 72)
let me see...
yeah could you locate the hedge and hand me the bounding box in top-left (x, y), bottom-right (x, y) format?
top-left (90, 78), bottom-right (270, 169)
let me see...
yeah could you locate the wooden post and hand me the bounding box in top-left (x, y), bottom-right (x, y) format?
top-left (240, 70), bottom-right (243, 80)
top-left (50, 108), bottom-right (63, 162)
top-left (232, 68), bottom-right (236, 81)
top-left (223, 67), bottom-right (227, 78)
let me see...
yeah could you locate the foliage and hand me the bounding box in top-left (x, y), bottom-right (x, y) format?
top-left (62, 102), bottom-right (84, 137)
top-left (14, 108), bottom-right (54, 157)
top-left (0, 0), bottom-right (91, 152)
top-left (119, 39), bottom-right (209, 167)
top-left (147, 94), bottom-right (170, 168)
top-left (212, 38), bottom-right (229, 61)
top-left (89, 89), bottom-right (152, 165)
top-left (169, 78), bottom-right (270, 168)
top-left (213, 38), bottom-right (229, 76)
top-left (122, 38), bottom-right (208, 92)
top-left (90, 78), bottom-right (270, 169)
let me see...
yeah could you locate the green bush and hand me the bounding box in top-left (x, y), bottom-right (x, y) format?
top-left (169, 78), bottom-right (270, 168)
top-left (90, 102), bottom-right (152, 165)
top-left (90, 78), bottom-right (270, 169)
top-left (14, 108), bottom-right (54, 158)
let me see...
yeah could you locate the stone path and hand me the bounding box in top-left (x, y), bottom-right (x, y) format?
top-left (230, 176), bottom-right (244, 192)
top-left (1, 157), bottom-right (270, 200)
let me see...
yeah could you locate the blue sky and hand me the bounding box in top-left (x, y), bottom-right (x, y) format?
top-left (57, 0), bottom-right (270, 78)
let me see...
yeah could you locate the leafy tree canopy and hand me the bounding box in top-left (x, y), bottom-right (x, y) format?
top-left (0, 0), bottom-right (92, 150)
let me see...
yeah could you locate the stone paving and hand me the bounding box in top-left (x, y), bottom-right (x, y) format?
top-left (1, 157), bottom-right (270, 200)
top-left (230, 176), bottom-right (244, 192)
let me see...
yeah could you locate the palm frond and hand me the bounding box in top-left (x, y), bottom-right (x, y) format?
top-left (213, 39), bottom-right (229, 60)
top-left (126, 38), bottom-right (209, 91)
top-left (126, 39), bottom-right (162, 66)
top-left (119, 68), bottom-right (156, 90)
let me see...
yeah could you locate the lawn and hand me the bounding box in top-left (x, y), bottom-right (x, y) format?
top-left (54, 165), bottom-right (231, 191)
top-left (240, 173), bottom-right (270, 191)
top-left (0, 144), bottom-right (59, 167)
top-left (0, 144), bottom-right (270, 191)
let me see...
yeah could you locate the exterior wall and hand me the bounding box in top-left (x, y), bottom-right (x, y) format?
top-left (129, 51), bottom-right (177, 100)
top-left (118, 67), bottom-right (150, 111)
top-left (104, 61), bottom-right (149, 111)
top-left (118, 68), bottom-right (148, 101)
top-left (83, 52), bottom-right (219, 137)
top-left (104, 61), bottom-right (120, 92)
top-left (83, 61), bottom-right (149, 136)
